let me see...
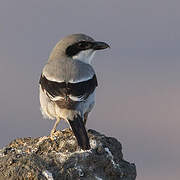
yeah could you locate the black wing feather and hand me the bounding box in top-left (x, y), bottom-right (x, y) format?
top-left (39, 74), bottom-right (98, 100)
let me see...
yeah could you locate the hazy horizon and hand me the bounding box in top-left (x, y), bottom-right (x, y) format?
top-left (0, 0), bottom-right (180, 179)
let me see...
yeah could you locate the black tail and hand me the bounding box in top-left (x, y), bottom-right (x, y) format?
top-left (68, 114), bottom-right (90, 150)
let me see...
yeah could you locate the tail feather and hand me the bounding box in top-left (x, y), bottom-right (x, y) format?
top-left (68, 114), bottom-right (90, 150)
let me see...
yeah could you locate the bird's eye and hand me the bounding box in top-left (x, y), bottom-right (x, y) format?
top-left (77, 42), bottom-right (91, 49)
top-left (77, 42), bottom-right (84, 47)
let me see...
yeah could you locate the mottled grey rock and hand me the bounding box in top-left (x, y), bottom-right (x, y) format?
top-left (0, 129), bottom-right (136, 180)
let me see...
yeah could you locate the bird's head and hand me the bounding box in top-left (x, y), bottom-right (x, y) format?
top-left (49, 34), bottom-right (110, 64)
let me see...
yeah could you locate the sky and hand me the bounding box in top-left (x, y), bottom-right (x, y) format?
top-left (0, 0), bottom-right (180, 179)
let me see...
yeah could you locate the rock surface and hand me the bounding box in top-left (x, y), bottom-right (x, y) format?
top-left (0, 129), bottom-right (136, 180)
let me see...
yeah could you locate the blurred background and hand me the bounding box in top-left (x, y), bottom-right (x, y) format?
top-left (0, 0), bottom-right (180, 179)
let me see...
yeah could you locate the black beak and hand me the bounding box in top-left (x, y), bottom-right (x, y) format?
top-left (92, 41), bottom-right (110, 50)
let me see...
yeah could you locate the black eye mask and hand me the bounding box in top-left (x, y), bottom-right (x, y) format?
top-left (66, 41), bottom-right (94, 57)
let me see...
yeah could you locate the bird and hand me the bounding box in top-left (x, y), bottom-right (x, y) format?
top-left (39, 34), bottom-right (109, 150)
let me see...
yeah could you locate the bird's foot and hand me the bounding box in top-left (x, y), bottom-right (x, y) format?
top-left (50, 129), bottom-right (57, 140)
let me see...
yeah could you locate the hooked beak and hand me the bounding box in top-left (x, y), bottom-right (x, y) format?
top-left (92, 41), bottom-right (110, 50)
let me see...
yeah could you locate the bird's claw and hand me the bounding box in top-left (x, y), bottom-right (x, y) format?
top-left (50, 129), bottom-right (56, 140)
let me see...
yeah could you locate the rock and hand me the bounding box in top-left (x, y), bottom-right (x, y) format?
top-left (0, 129), bottom-right (136, 180)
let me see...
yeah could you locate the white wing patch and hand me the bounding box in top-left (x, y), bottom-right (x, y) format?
top-left (43, 89), bottom-right (64, 101)
top-left (51, 95), bottom-right (64, 101)
top-left (52, 94), bottom-right (85, 102)
top-left (45, 89), bottom-right (85, 102)
top-left (69, 95), bottom-right (85, 101)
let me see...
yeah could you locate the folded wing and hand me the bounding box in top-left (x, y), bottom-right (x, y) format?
top-left (39, 74), bottom-right (98, 102)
